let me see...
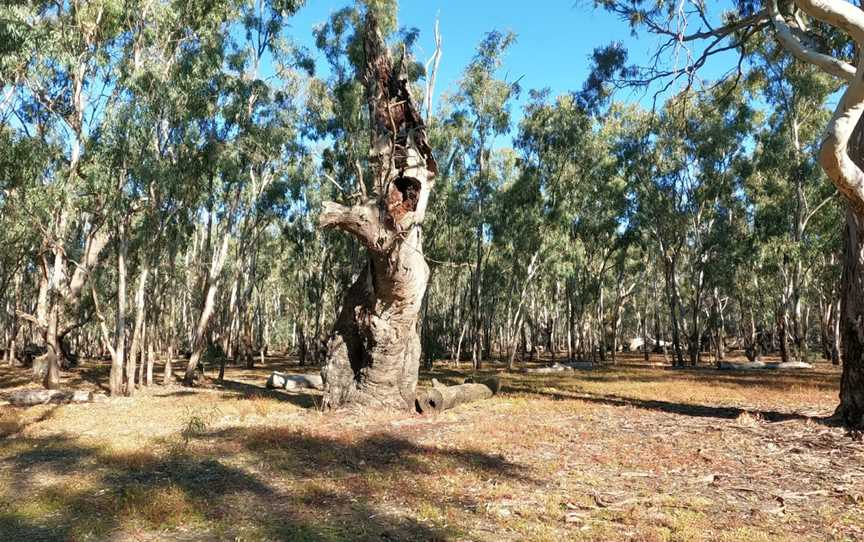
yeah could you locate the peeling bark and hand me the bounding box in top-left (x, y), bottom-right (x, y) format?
top-left (319, 13), bottom-right (437, 411)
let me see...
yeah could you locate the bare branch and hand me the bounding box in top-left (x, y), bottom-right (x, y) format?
top-left (645, 9), bottom-right (768, 42)
top-left (15, 310), bottom-right (44, 331)
top-left (795, 0), bottom-right (864, 43)
top-left (319, 200), bottom-right (393, 252)
top-left (818, 60), bottom-right (864, 212)
top-left (770, 0), bottom-right (855, 82)
top-left (802, 190), bottom-right (839, 232)
top-left (323, 171), bottom-right (345, 193)
top-left (424, 15), bottom-right (442, 126)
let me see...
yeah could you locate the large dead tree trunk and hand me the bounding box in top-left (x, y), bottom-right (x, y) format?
top-left (319, 13), bottom-right (438, 410)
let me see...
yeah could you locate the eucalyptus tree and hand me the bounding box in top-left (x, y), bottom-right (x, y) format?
top-left (746, 55), bottom-right (838, 362)
top-left (488, 145), bottom-right (547, 368)
top-left (672, 86), bottom-right (755, 365)
top-left (510, 91), bottom-right (630, 363)
top-left (304, 2), bottom-right (390, 357)
top-left (314, 9), bottom-right (439, 410)
top-left (180, 0), bottom-right (307, 385)
top-left (616, 105), bottom-right (688, 365)
top-left (1, 1), bottom-right (137, 388)
top-left (598, 0), bottom-right (864, 426)
top-left (420, 100), bottom-right (479, 364)
top-left (0, 129), bottom-right (46, 367)
top-left (448, 30), bottom-right (519, 369)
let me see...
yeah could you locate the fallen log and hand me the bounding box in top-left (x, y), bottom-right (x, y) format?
top-left (718, 360), bottom-right (814, 371)
top-left (8, 389), bottom-right (98, 407)
top-left (521, 364), bottom-right (569, 374)
top-left (416, 382), bottom-right (496, 415)
top-left (767, 361), bottom-right (814, 370)
top-left (719, 360), bottom-right (766, 370)
top-left (463, 375), bottom-right (502, 394)
top-left (266, 371), bottom-right (324, 391)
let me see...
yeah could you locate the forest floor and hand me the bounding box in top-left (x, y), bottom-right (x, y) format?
top-left (1, 352), bottom-right (862, 542)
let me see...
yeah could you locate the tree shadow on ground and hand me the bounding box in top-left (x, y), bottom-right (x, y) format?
top-left (0, 366), bottom-right (33, 389)
top-left (215, 378), bottom-right (321, 409)
top-left (580, 366), bottom-right (839, 392)
top-left (64, 362), bottom-right (111, 392)
top-left (504, 384), bottom-right (837, 426)
top-left (206, 425), bottom-right (531, 483)
top-left (152, 389), bottom-right (199, 398)
top-left (500, 361), bottom-right (840, 392)
top-left (0, 405), bottom-right (60, 438)
top-left (0, 424), bottom-right (528, 540)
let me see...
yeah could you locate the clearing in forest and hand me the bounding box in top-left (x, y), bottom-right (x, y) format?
top-left (1, 354), bottom-right (862, 541)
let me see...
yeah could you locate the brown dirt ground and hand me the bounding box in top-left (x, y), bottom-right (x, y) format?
top-left (0, 352), bottom-right (862, 541)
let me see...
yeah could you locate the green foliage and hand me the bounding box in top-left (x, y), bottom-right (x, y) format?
top-left (0, 0), bottom-right (847, 375)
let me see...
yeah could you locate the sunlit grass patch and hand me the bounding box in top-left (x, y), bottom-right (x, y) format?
top-left (0, 357), bottom-right (856, 541)
top-left (115, 483), bottom-right (202, 529)
top-left (100, 447), bottom-right (160, 470)
top-left (0, 410), bottom-right (21, 437)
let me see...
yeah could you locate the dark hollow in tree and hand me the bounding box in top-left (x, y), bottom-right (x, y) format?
top-left (318, 12), bottom-right (438, 410)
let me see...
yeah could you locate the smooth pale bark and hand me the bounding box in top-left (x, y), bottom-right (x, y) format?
top-left (6, 338), bottom-right (16, 366)
top-left (711, 289), bottom-right (727, 364)
top-left (163, 296), bottom-right (177, 385)
top-left (661, 252), bottom-right (685, 367)
top-left (184, 232), bottom-right (230, 384)
top-left (507, 251), bottom-right (541, 370)
top-left (319, 13), bottom-right (438, 410)
top-left (146, 335), bottom-right (154, 386)
top-left (126, 266), bottom-right (149, 396)
top-left (769, 0), bottom-right (856, 81)
top-left (834, 298), bottom-right (843, 365)
top-left (772, 0), bottom-right (864, 426)
top-left (109, 223), bottom-right (128, 397)
top-left (163, 345), bottom-right (174, 385)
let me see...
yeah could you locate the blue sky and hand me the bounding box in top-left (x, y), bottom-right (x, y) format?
top-left (287, 0), bottom-right (741, 130)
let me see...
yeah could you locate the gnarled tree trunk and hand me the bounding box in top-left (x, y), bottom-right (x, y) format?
top-left (319, 13), bottom-right (438, 410)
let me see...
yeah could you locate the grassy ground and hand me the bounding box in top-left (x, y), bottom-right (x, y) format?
top-left (1, 353), bottom-right (862, 541)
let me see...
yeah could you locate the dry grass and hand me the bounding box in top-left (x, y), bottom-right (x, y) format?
top-left (0, 353), bottom-right (862, 541)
